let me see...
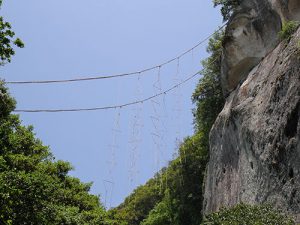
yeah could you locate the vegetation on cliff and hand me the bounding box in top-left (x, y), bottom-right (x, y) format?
top-left (279, 20), bottom-right (300, 40)
top-left (202, 204), bottom-right (295, 225)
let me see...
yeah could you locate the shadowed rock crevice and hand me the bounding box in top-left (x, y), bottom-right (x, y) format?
top-left (288, 0), bottom-right (300, 20)
top-left (285, 101), bottom-right (300, 138)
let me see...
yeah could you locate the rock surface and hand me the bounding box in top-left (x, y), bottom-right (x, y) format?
top-left (203, 27), bottom-right (300, 222)
top-left (221, 0), bottom-right (300, 94)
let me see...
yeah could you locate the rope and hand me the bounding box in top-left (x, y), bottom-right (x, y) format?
top-left (14, 71), bottom-right (200, 113)
top-left (5, 24), bottom-right (227, 85)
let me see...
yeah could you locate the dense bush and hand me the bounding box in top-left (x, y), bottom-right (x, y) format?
top-left (202, 203), bottom-right (295, 225)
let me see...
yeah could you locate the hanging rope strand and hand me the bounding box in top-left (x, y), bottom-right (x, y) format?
top-left (151, 67), bottom-right (163, 190)
top-left (129, 73), bottom-right (144, 188)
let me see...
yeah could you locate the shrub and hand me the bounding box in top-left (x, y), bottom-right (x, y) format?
top-left (202, 203), bottom-right (295, 225)
top-left (279, 21), bottom-right (300, 40)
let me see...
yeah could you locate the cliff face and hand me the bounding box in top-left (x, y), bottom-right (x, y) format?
top-left (203, 0), bottom-right (300, 221)
top-left (221, 0), bottom-right (300, 94)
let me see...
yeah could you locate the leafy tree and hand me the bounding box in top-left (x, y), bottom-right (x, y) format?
top-left (0, 2), bottom-right (110, 223)
top-left (0, 81), bottom-right (108, 225)
top-left (110, 177), bottom-right (163, 225)
top-left (141, 133), bottom-right (209, 225)
top-left (0, 1), bottom-right (24, 65)
top-left (202, 203), bottom-right (295, 225)
top-left (141, 193), bottom-right (174, 225)
top-left (213, 0), bottom-right (241, 21)
top-left (192, 29), bottom-right (225, 144)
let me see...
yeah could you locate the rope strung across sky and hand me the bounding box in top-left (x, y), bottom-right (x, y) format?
top-left (14, 70), bottom-right (200, 113)
top-left (6, 24), bottom-right (227, 85)
top-left (7, 2), bottom-right (272, 86)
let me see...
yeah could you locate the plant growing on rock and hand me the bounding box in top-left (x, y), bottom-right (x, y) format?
top-left (202, 203), bottom-right (295, 225)
top-left (279, 20), bottom-right (300, 41)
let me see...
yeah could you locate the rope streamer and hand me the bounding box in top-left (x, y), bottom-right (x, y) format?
top-left (173, 58), bottom-right (185, 186)
top-left (107, 108), bottom-right (121, 176)
top-left (129, 74), bottom-right (144, 187)
top-left (104, 77), bottom-right (122, 209)
top-left (150, 67), bottom-right (164, 192)
top-left (5, 24), bottom-right (226, 85)
top-left (103, 180), bottom-right (114, 209)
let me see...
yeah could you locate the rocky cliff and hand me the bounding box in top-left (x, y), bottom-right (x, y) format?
top-left (221, 0), bottom-right (300, 94)
top-left (203, 0), bottom-right (300, 222)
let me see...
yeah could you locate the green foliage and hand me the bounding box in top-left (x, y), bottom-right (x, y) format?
top-left (115, 131), bottom-right (212, 225)
top-left (0, 16), bottom-right (24, 65)
top-left (141, 133), bottom-right (209, 225)
top-left (0, 80), bottom-right (16, 119)
top-left (0, 84), bottom-right (108, 224)
top-left (110, 178), bottom-right (163, 225)
top-left (166, 133), bottom-right (208, 224)
top-left (192, 29), bottom-right (225, 137)
top-left (202, 203), bottom-right (295, 225)
top-left (213, 0), bottom-right (241, 21)
top-left (279, 20), bottom-right (300, 41)
top-left (141, 194), bottom-right (174, 225)
top-left (0, 2), bottom-right (112, 223)
top-left (109, 133), bottom-right (207, 225)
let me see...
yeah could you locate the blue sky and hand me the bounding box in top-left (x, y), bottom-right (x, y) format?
top-left (1, 0), bottom-right (222, 207)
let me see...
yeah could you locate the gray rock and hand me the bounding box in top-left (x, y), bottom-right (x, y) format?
top-left (221, 0), bottom-right (300, 95)
top-left (269, 0), bottom-right (300, 21)
top-left (203, 27), bottom-right (300, 222)
top-left (288, 0), bottom-right (300, 20)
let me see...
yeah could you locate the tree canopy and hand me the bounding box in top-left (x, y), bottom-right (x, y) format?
top-left (0, 1), bottom-right (24, 65)
top-left (0, 4), bottom-right (110, 224)
top-left (0, 82), bottom-right (110, 224)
